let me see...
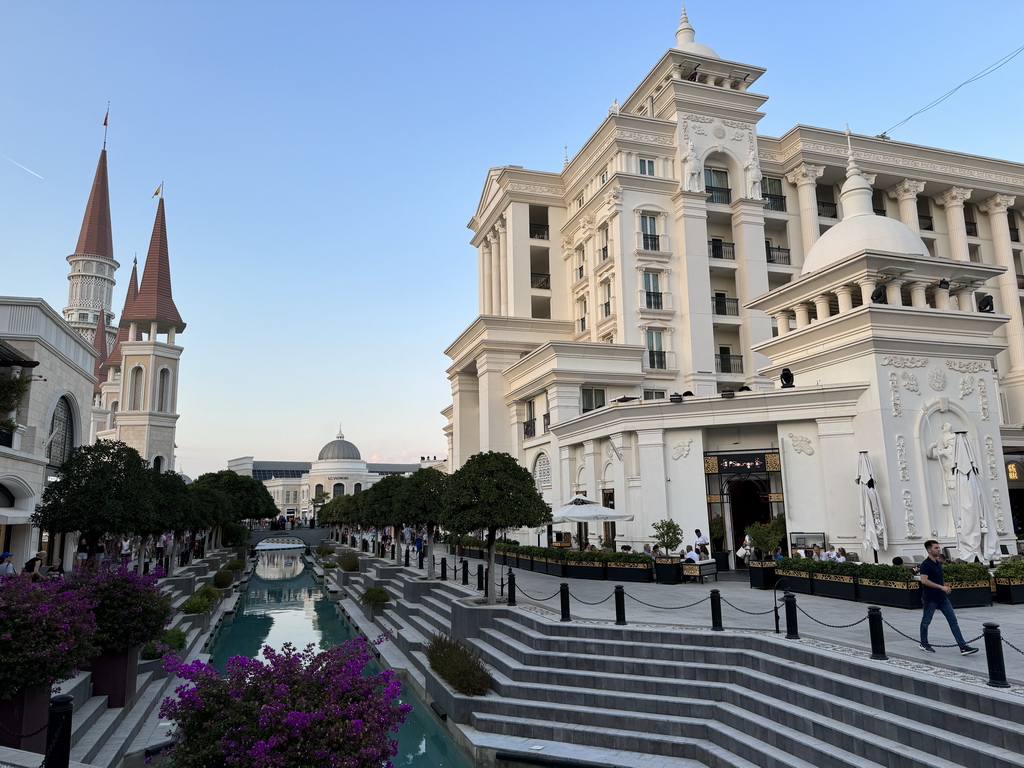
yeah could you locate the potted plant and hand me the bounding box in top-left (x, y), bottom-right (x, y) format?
top-left (994, 559), bottom-right (1024, 604)
top-left (943, 561), bottom-right (993, 608)
top-left (360, 586), bottom-right (390, 617)
top-left (708, 514), bottom-right (730, 572)
top-left (606, 551), bottom-right (654, 583)
top-left (810, 559), bottom-right (859, 600)
top-left (745, 516), bottom-right (786, 590)
top-left (563, 549), bottom-right (606, 580)
top-left (856, 562), bottom-right (921, 609)
top-left (0, 575), bottom-right (98, 753)
top-left (652, 519), bottom-right (683, 584)
top-left (775, 557), bottom-right (814, 595)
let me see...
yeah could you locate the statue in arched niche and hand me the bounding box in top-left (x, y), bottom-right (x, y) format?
top-left (681, 139), bottom-right (703, 192)
top-left (927, 421), bottom-right (957, 507)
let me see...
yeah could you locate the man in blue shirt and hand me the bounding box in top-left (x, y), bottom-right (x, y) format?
top-left (918, 539), bottom-right (978, 655)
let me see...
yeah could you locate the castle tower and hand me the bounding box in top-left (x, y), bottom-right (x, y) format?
top-left (64, 148), bottom-right (119, 347)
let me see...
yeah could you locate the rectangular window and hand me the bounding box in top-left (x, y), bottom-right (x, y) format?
top-left (643, 389), bottom-right (666, 400)
top-left (601, 282), bottom-right (612, 317)
top-left (643, 271), bottom-right (662, 310)
top-left (578, 297), bottom-right (588, 332)
top-left (640, 214), bottom-right (659, 250)
top-left (581, 387), bottom-right (606, 413)
top-left (599, 227), bottom-right (609, 261)
top-left (577, 196), bottom-right (585, 210)
top-left (600, 170), bottom-right (609, 184)
top-left (646, 329), bottom-right (666, 369)
top-left (639, 157), bottom-right (655, 176)
top-left (761, 177), bottom-right (785, 211)
top-left (576, 248), bottom-right (585, 280)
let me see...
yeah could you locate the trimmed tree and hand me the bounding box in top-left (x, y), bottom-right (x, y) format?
top-left (358, 474), bottom-right (408, 558)
top-left (401, 467), bottom-right (449, 578)
top-left (444, 452), bottom-right (551, 604)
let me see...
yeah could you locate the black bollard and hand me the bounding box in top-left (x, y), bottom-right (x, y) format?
top-left (485, 567), bottom-right (489, 598)
top-left (614, 585), bottom-right (626, 626)
top-left (405, 547), bottom-right (410, 567)
top-left (441, 557), bottom-right (448, 581)
top-left (783, 592), bottom-right (799, 640)
top-left (418, 549), bottom-right (425, 569)
top-left (559, 583), bottom-right (571, 622)
top-left (391, 543), bottom-right (396, 560)
top-left (508, 569), bottom-right (517, 606)
top-left (710, 589), bottom-right (723, 631)
top-left (868, 606), bottom-right (887, 660)
top-left (477, 563), bottom-right (484, 590)
top-left (983, 622), bottom-right (1011, 688)
top-left (46, 694), bottom-right (74, 768)
top-left (462, 559), bottom-right (469, 585)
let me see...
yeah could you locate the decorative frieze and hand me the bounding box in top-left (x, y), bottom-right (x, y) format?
top-left (672, 438), bottom-right (693, 460)
top-left (959, 375), bottom-right (975, 399)
top-left (946, 360), bottom-right (989, 373)
top-left (788, 433), bottom-right (814, 455)
top-left (882, 355), bottom-right (928, 368)
top-left (993, 489), bottom-right (1008, 535)
top-left (928, 367), bottom-right (947, 392)
top-left (896, 435), bottom-right (909, 481)
top-left (615, 129), bottom-right (674, 146)
top-left (900, 372), bottom-right (919, 393)
top-left (986, 436), bottom-right (998, 480)
top-left (903, 490), bottom-right (919, 538)
top-left (507, 182), bottom-right (564, 196)
top-left (979, 378), bottom-right (989, 421)
top-left (889, 373), bottom-right (901, 416)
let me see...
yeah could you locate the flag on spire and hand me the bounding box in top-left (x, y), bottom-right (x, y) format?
top-left (103, 108), bottom-right (108, 127)
top-left (152, 182), bottom-right (163, 199)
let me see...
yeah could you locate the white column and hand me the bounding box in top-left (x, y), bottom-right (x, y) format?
top-left (785, 164), bottom-right (825, 255)
top-left (933, 282), bottom-right (951, 310)
top-left (480, 241), bottom-right (493, 314)
top-left (857, 278), bottom-right (877, 305)
top-left (813, 294), bottom-right (831, 322)
top-left (908, 282), bottom-right (928, 308)
top-left (953, 287), bottom-right (976, 312)
top-left (636, 429), bottom-right (669, 522)
top-left (773, 312), bottom-right (790, 335)
top-left (794, 303), bottom-right (811, 328)
top-left (981, 194), bottom-right (1024, 372)
top-left (487, 233), bottom-right (500, 314)
top-left (496, 218), bottom-right (509, 315)
top-left (886, 179), bottom-right (926, 233)
top-left (936, 187), bottom-right (973, 262)
top-left (885, 281), bottom-right (904, 307)
top-left (835, 285), bottom-right (854, 314)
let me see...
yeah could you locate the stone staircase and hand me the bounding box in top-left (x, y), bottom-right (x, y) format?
top-left (337, 549), bottom-right (1024, 768)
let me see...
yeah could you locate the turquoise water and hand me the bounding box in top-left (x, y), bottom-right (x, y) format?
top-left (207, 551), bottom-right (473, 768)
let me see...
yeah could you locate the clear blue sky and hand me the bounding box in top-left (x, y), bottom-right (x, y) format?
top-left (2, 1), bottom-right (1022, 478)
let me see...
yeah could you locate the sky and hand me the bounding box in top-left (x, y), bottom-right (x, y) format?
top-left (2, 1), bottom-right (1023, 478)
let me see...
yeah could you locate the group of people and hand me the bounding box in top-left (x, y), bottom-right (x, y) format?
top-left (801, 544), bottom-right (849, 562)
top-left (0, 550), bottom-right (63, 581)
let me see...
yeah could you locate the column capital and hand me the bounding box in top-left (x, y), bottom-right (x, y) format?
top-left (886, 179), bottom-right (926, 202)
top-left (495, 218), bottom-right (507, 234)
top-left (784, 163), bottom-right (824, 186)
top-left (936, 186), bottom-right (972, 208)
top-left (980, 194), bottom-right (1016, 216)
top-left (486, 232), bottom-right (497, 244)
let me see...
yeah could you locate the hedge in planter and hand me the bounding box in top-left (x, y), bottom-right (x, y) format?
top-left (943, 561), bottom-right (992, 608)
top-left (774, 558), bottom-right (814, 595)
top-left (994, 560), bottom-right (1024, 604)
top-left (810, 560), bottom-right (859, 600)
top-left (606, 552), bottom-right (653, 583)
top-left (856, 563), bottom-right (921, 609)
top-left (563, 549), bottom-right (606, 580)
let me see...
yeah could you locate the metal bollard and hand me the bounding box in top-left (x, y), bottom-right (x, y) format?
top-left (614, 585), bottom-right (626, 626)
top-left (391, 543), bottom-right (396, 560)
top-left (485, 567), bottom-right (489, 597)
top-left (710, 589), bottom-right (723, 631)
top-left (477, 563), bottom-right (484, 590)
top-left (559, 582), bottom-right (571, 622)
top-left (868, 606), bottom-right (887, 660)
top-left (404, 547), bottom-right (410, 567)
top-left (441, 557), bottom-right (448, 581)
top-left (46, 694), bottom-right (74, 768)
top-left (508, 569), bottom-right (517, 606)
top-left (983, 622), bottom-right (1011, 688)
top-left (782, 592), bottom-right (799, 640)
top-left (418, 549), bottom-right (425, 569)
top-left (461, 559), bottom-right (468, 585)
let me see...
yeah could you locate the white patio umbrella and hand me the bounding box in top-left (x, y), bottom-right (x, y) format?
top-left (857, 452), bottom-right (888, 556)
top-left (952, 432), bottom-right (1001, 562)
top-left (548, 494), bottom-right (634, 524)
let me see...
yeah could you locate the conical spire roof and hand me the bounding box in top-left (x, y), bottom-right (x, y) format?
top-left (91, 312), bottom-right (108, 393)
top-left (74, 149), bottom-right (114, 259)
top-left (674, 3), bottom-right (719, 58)
top-left (120, 197), bottom-right (185, 333)
top-left (105, 259), bottom-right (139, 369)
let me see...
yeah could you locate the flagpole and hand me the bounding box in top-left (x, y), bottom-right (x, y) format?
top-left (102, 102), bottom-right (109, 149)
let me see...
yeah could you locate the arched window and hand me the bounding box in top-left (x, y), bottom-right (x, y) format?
top-left (46, 397), bottom-right (75, 468)
top-left (153, 456), bottom-right (164, 472)
top-left (129, 367), bottom-right (145, 410)
top-left (157, 369), bottom-right (172, 412)
top-left (533, 453), bottom-right (551, 489)
top-left (332, 483), bottom-right (345, 497)
top-left (110, 400), bottom-right (119, 414)
top-left (353, 483), bottom-right (362, 494)
top-left (315, 483), bottom-right (324, 496)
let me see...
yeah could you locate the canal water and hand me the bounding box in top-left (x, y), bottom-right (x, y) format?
top-left (207, 551), bottom-right (472, 767)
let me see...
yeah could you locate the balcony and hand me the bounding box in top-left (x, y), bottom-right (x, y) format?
top-left (919, 215), bottom-right (934, 231)
top-left (599, 245), bottom-right (609, 261)
top-left (639, 233), bottom-right (662, 251)
top-left (523, 419), bottom-right (536, 439)
top-left (965, 221), bottom-right (979, 237)
top-left (543, 413), bottom-right (550, 433)
top-left (529, 225), bottom-right (549, 240)
top-left (531, 272), bottom-right (551, 289)
top-left (648, 350), bottom-right (667, 369)
top-left (716, 354), bottom-right (744, 374)
top-left (817, 201), bottom-right (838, 218)
top-left (708, 241), bottom-right (736, 260)
top-left (766, 246), bottom-right (791, 265)
top-left (763, 194), bottom-right (786, 212)
top-left (645, 291), bottom-right (663, 310)
top-left (707, 186), bottom-right (732, 205)
top-left (712, 296), bottom-right (739, 316)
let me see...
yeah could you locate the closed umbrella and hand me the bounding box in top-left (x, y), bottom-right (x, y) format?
top-left (549, 494), bottom-right (634, 524)
top-left (857, 452), bottom-right (888, 556)
top-left (952, 432), bottom-right (1000, 562)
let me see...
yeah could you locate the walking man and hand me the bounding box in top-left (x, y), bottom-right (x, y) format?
top-left (919, 539), bottom-right (978, 655)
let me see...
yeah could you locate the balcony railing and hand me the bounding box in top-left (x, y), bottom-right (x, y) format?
top-left (543, 413), bottom-right (550, 433)
top-left (523, 419), bottom-right (536, 439)
top-left (716, 354), bottom-right (744, 374)
top-left (531, 272), bottom-right (551, 289)
top-left (640, 233), bottom-right (662, 251)
top-left (817, 201), bottom-right (838, 218)
top-left (648, 350), bottom-right (667, 369)
top-left (965, 221), bottom-right (979, 237)
top-left (599, 245), bottom-right (609, 261)
top-left (712, 296), bottom-right (739, 316)
top-left (919, 215), bottom-right (934, 231)
top-left (645, 291), bottom-right (663, 310)
top-left (762, 194), bottom-right (786, 212)
top-left (766, 246), bottom-right (791, 265)
top-left (708, 241), bottom-right (736, 260)
top-left (707, 186), bottom-right (732, 205)
top-left (529, 225), bottom-right (549, 240)
top-left (1010, 227), bottom-right (1020, 243)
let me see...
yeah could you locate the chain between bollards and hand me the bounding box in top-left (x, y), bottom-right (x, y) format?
top-left (984, 623), bottom-right (1010, 688)
top-left (710, 589), bottom-right (723, 631)
top-left (559, 582), bottom-right (571, 622)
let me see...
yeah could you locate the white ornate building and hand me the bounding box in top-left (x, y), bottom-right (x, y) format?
top-left (443, 8), bottom-right (1024, 562)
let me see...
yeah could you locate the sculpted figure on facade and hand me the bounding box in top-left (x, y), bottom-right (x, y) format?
top-left (681, 139), bottom-right (703, 192)
top-left (744, 147), bottom-right (763, 200)
top-left (927, 422), bottom-right (956, 507)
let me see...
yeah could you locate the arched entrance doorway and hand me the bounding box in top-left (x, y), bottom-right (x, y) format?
top-left (727, 478), bottom-right (771, 553)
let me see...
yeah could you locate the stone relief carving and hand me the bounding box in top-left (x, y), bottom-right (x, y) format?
top-left (946, 360), bottom-right (990, 373)
top-left (788, 433), bottom-right (814, 455)
top-left (731, 130), bottom-right (745, 142)
top-left (993, 489), bottom-right (1008, 535)
top-left (927, 422), bottom-right (956, 506)
top-left (903, 490), bottom-right (919, 538)
top-left (693, 125), bottom-right (706, 136)
top-left (722, 119), bottom-right (752, 130)
top-left (681, 138), bottom-right (704, 193)
top-left (928, 367), bottom-right (947, 392)
top-left (896, 435), bottom-right (909, 481)
top-left (882, 355), bottom-right (928, 368)
top-left (712, 124), bottom-right (726, 139)
top-left (889, 372), bottom-right (901, 416)
top-left (959, 374), bottom-right (975, 399)
top-left (507, 182), bottom-right (564, 196)
top-left (978, 378), bottom-right (989, 420)
top-left (605, 187), bottom-right (623, 204)
top-left (672, 439), bottom-right (693, 460)
top-left (744, 147), bottom-right (763, 200)
top-left (986, 436), bottom-right (998, 480)
top-left (683, 114), bottom-right (714, 123)
top-left (900, 372), bottom-right (919, 393)
top-left (615, 129), bottom-right (674, 146)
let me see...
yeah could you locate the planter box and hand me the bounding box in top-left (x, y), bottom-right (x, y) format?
top-left (775, 569), bottom-right (813, 595)
top-left (654, 557), bottom-right (682, 585)
top-left (565, 561), bottom-right (605, 580)
top-left (607, 562), bottom-right (653, 583)
top-left (994, 577), bottom-right (1024, 604)
top-left (748, 561), bottom-right (777, 590)
top-left (0, 683), bottom-right (49, 753)
top-left (857, 578), bottom-right (921, 609)
top-left (89, 645), bottom-right (141, 708)
top-left (544, 558), bottom-right (566, 578)
top-left (811, 573), bottom-right (857, 601)
top-left (947, 580), bottom-right (993, 608)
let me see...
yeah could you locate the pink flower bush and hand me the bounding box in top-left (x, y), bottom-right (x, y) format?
top-left (160, 638), bottom-right (411, 767)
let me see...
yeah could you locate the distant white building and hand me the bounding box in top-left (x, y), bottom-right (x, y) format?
top-left (443, 7), bottom-right (1024, 563)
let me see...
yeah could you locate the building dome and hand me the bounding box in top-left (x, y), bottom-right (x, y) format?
top-left (674, 6), bottom-right (719, 59)
top-left (318, 427), bottom-right (361, 461)
top-left (802, 150), bottom-right (928, 275)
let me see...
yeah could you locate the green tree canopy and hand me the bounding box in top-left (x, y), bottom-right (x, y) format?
top-left (33, 440), bottom-right (156, 548)
top-left (189, 470), bottom-right (277, 522)
top-left (358, 474), bottom-right (408, 531)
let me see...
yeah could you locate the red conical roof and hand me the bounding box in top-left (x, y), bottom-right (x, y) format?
top-left (74, 149), bottom-right (114, 259)
top-left (91, 313), bottom-right (108, 393)
top-left (106, 260), bottom-right (139, 368)
top-left (120, 197), bottom-right (185, 333)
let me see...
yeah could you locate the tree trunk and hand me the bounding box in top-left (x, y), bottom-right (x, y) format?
top-left (485, 528), bottom-right (497, 605)
top-left (426, 523), bottom-right (436, 579)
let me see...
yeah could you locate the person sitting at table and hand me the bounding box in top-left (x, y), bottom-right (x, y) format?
top-left (643, 544), bottom-right (654, 558)
top-left (773, 547), bottom-right (784, 562)
top-left (684, 545), bottom-right (700, 563)
top-left (825, 544), bottom-right (838, 561)
top-left (811, 544), bottom-right (825, 561)
top-left (835, 547), bottom-right (848, 563)
top-left (652, 546), bottom-right (663, 557)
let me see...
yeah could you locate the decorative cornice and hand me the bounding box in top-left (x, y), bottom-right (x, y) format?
top-left (615, 128), bottom-right (674, 147)
top-left (507, 182), bottom-right (565, 197)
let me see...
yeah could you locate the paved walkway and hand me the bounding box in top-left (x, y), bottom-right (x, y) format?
top-left (416, 553), bottom-right (1024, 690)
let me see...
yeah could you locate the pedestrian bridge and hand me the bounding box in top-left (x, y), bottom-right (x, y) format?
top-left (253, 536), bottom-right (306, 551)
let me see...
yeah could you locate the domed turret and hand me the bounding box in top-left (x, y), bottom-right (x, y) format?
top-left (674, 4), bottom-right (719, 59)
top-left (318, 426), bottom-right (361, 461)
